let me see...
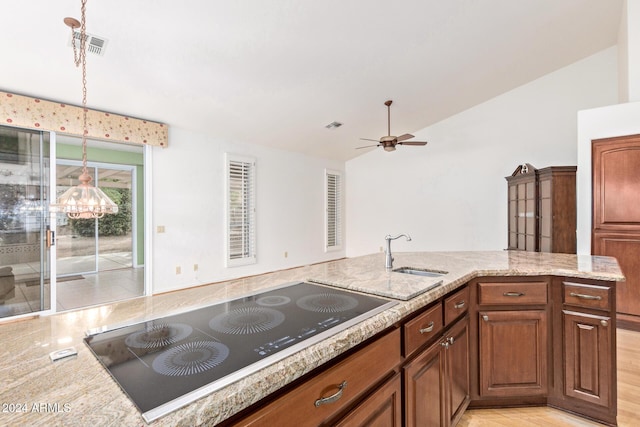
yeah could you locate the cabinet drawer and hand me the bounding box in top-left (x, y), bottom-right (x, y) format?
top-left (478, 281), bottom-right (547, 305)
top-left (444, 286), bottom-right (470, 326)
top-left (235, 329), bottom-right (401, 427)
top-left (403, 303), bottom-right (443, 356)
top-left (563, 282), bottom-right (611, 311)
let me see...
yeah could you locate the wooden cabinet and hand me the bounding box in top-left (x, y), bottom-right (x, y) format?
top-left (557, 278), bottom-right (617, 424)
top-left (592, 134), bottom-right (640, 329)
top-left (478, 309), bottom-right (548, 397)
top-left (404, 286), bottom-right (470, 427)
top-left (470, 278), bottom-right (551, 403)
top-left (506, 163), bottom-right (538, 251)
top-left (506, 164), bottom-right (576, 253)
top-left (563, 310), bottom-right (612, 407)
top-left (231, 328), bottom-right (401, 427)
top-left (404, 316), bottom-right (469, 427)
top-left (334, 373), bottom-right (402, 427)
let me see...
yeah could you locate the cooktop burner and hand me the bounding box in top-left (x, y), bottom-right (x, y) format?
top-left (152, 340), bottom-right (230, 376)
top-left (209, 306), bottom-right (285, 335)
top-left (84, 281), bottom-right (396, 423)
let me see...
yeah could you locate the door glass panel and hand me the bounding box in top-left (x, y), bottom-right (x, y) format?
top-left (0, 126), bottom-right (50, 318)
top-left (56, 164), bottom-right (134, 275)
top-left (54, 136), bottom-right (143, 311)
top-left (56, 163), bottom-right (97, 276)
top-left (96, 166), bottom-right (133, 271)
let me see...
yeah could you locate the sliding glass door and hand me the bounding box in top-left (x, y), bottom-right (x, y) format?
top-left (56, 161), bottom-right (134, 277)
top-left (0, 125), bottom-right (52, 319)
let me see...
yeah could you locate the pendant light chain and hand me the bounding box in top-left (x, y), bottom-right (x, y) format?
top-left (70, 0), bottom-right (90, 181)
top-left (55, 0), bottom-right (119, 219)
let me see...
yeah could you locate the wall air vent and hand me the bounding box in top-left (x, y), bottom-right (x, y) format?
top-left (68, 30), bottom-right (108, 56)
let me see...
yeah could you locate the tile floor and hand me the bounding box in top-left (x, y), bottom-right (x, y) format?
top-left (0, 252), bottom-right (144, 318)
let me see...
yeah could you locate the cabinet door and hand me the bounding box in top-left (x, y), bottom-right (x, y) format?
top-left (404, 338), bottom-right (445, 427)
top-left (334, 373), bottom-right (402, 427)
top-left (563, 310), bottom-right (613, 407)
top-left (444, 317), bottom-right (470, 427)
top-left (479, 310), bottom-right (548, 397)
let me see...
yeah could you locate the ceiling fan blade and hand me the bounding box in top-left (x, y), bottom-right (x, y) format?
top-left (356, 144), bottom-right (380, 149)
top-left (359, 137), bottom-right (381, 142)
top-left (398, 141), bottom-right (428, 146)
top-left (396, 133), bottom-right (415, 142)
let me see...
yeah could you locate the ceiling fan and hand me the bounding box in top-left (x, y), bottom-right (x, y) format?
top-left (357, 100), bottom-right (428, 152)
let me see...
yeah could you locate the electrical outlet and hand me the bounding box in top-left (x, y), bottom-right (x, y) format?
top-left (193, 264), bottom-right (198, 272)
top-left (175, 266), bottom-right (181, 274)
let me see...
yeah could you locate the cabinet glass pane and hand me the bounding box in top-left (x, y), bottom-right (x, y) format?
top-left (540, 179), bottom-right (551, 198)
top-left (540, 236), bottom-right (551, 252)
top-left (526, 182), bottom-right (535, 199)
top-left (526, 235), bottom-right (535, 250)
top-left (540, 199), bottom-right (551, 236)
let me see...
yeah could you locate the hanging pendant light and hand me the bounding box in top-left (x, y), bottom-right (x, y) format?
top-left (54, 0), bottom-right (118, 219)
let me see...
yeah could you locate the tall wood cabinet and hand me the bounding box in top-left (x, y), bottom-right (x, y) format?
top-left (506, 164), bottom-right (576, 253)
top-left (592, 134), bottom-right (640, 330)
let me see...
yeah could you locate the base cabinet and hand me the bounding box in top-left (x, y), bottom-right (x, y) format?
top-left (563, 310), bottom-right (613, 407)
top-left (404, 316), bottom-right (470, 427)
top-left (334, 373), bottom-right (402, 427)
top-left (478, 310), bottom-right (548, 397)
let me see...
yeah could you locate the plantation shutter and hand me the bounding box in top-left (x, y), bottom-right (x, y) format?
top-left (226, 154), bottom-right (256, 266)
top-left (326, 170), bottom-right (342, 250)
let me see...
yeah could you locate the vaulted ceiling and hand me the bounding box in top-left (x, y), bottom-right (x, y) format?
top-left (1, 0), bottom-right (623, 161)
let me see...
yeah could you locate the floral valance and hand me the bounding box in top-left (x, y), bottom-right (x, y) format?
top-left (1, 90), bottom-right (168, 147)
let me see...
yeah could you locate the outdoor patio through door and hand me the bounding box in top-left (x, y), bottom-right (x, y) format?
top-left (56, 161), bottom-right (135, 277)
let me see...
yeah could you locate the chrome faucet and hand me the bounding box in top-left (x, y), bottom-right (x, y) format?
top-left (385, 234), bottom-right (411, 270)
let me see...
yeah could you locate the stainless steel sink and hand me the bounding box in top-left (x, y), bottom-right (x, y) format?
top-left (392, 267), bottom-right (447, 278)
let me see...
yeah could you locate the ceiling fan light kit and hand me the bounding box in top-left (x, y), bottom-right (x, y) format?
top-left (357, 100), bottom-right (428, 152)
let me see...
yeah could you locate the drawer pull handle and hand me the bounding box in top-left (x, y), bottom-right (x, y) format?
top-left (315, 381), bottom-right (347, 407)
top-left (454, 301), bottom-right (466, 309)
top-left (503, 292), bottom-right (525, 297)
top-left (419, 321), bottom-right (435, 334)
top-left (482, 315), bottom-right (489, 322)
top-left (570, 292), bottom-right (602, 301)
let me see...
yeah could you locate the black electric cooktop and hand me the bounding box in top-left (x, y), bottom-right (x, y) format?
top-left (84, 281), bottom-right (396, 423)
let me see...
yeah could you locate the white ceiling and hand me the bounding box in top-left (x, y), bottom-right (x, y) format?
top-left (1, 0), bottom-right (622, 161)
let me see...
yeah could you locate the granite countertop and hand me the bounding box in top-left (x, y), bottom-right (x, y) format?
top-left (0, 251), bottom-right (624, 426)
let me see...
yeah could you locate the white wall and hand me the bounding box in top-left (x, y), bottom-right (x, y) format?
top-left (150, 127), bottom-right (344, 294)
top-left (618, 0), bottom-right (640, 102)
top-left (346, 48), bottom-right (618, 257)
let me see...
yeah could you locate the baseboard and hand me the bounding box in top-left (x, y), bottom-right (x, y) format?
top-left (617, 313), bottom-right (640, 332)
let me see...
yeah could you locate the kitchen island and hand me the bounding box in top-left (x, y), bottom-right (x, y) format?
top-left (0, 251), bottom-right (624, 426)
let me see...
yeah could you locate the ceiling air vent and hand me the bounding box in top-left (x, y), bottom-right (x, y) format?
top-left (325, 121), bottom-right (343, 129)
top-left (68, 30), bottom-right (108, 56)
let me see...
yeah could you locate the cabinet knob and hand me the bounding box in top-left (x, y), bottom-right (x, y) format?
top-left (482, 315), bottom-right (489, 322)
top-left (419, 321), bottom-right (435, 334)
top-left (440, 340), bottom-right (449, 349)
top-left (447, 336), bottom-right (455, 345)
top-left (601, 319), bottom-right (608, 327)
top-left (314, 380), bottom-right (347, 407)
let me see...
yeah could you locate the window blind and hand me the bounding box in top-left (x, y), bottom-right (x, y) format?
top-left (326, 170), bottom-right (342, 250)
top-left (226, 155), bottom-right (256, 266)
